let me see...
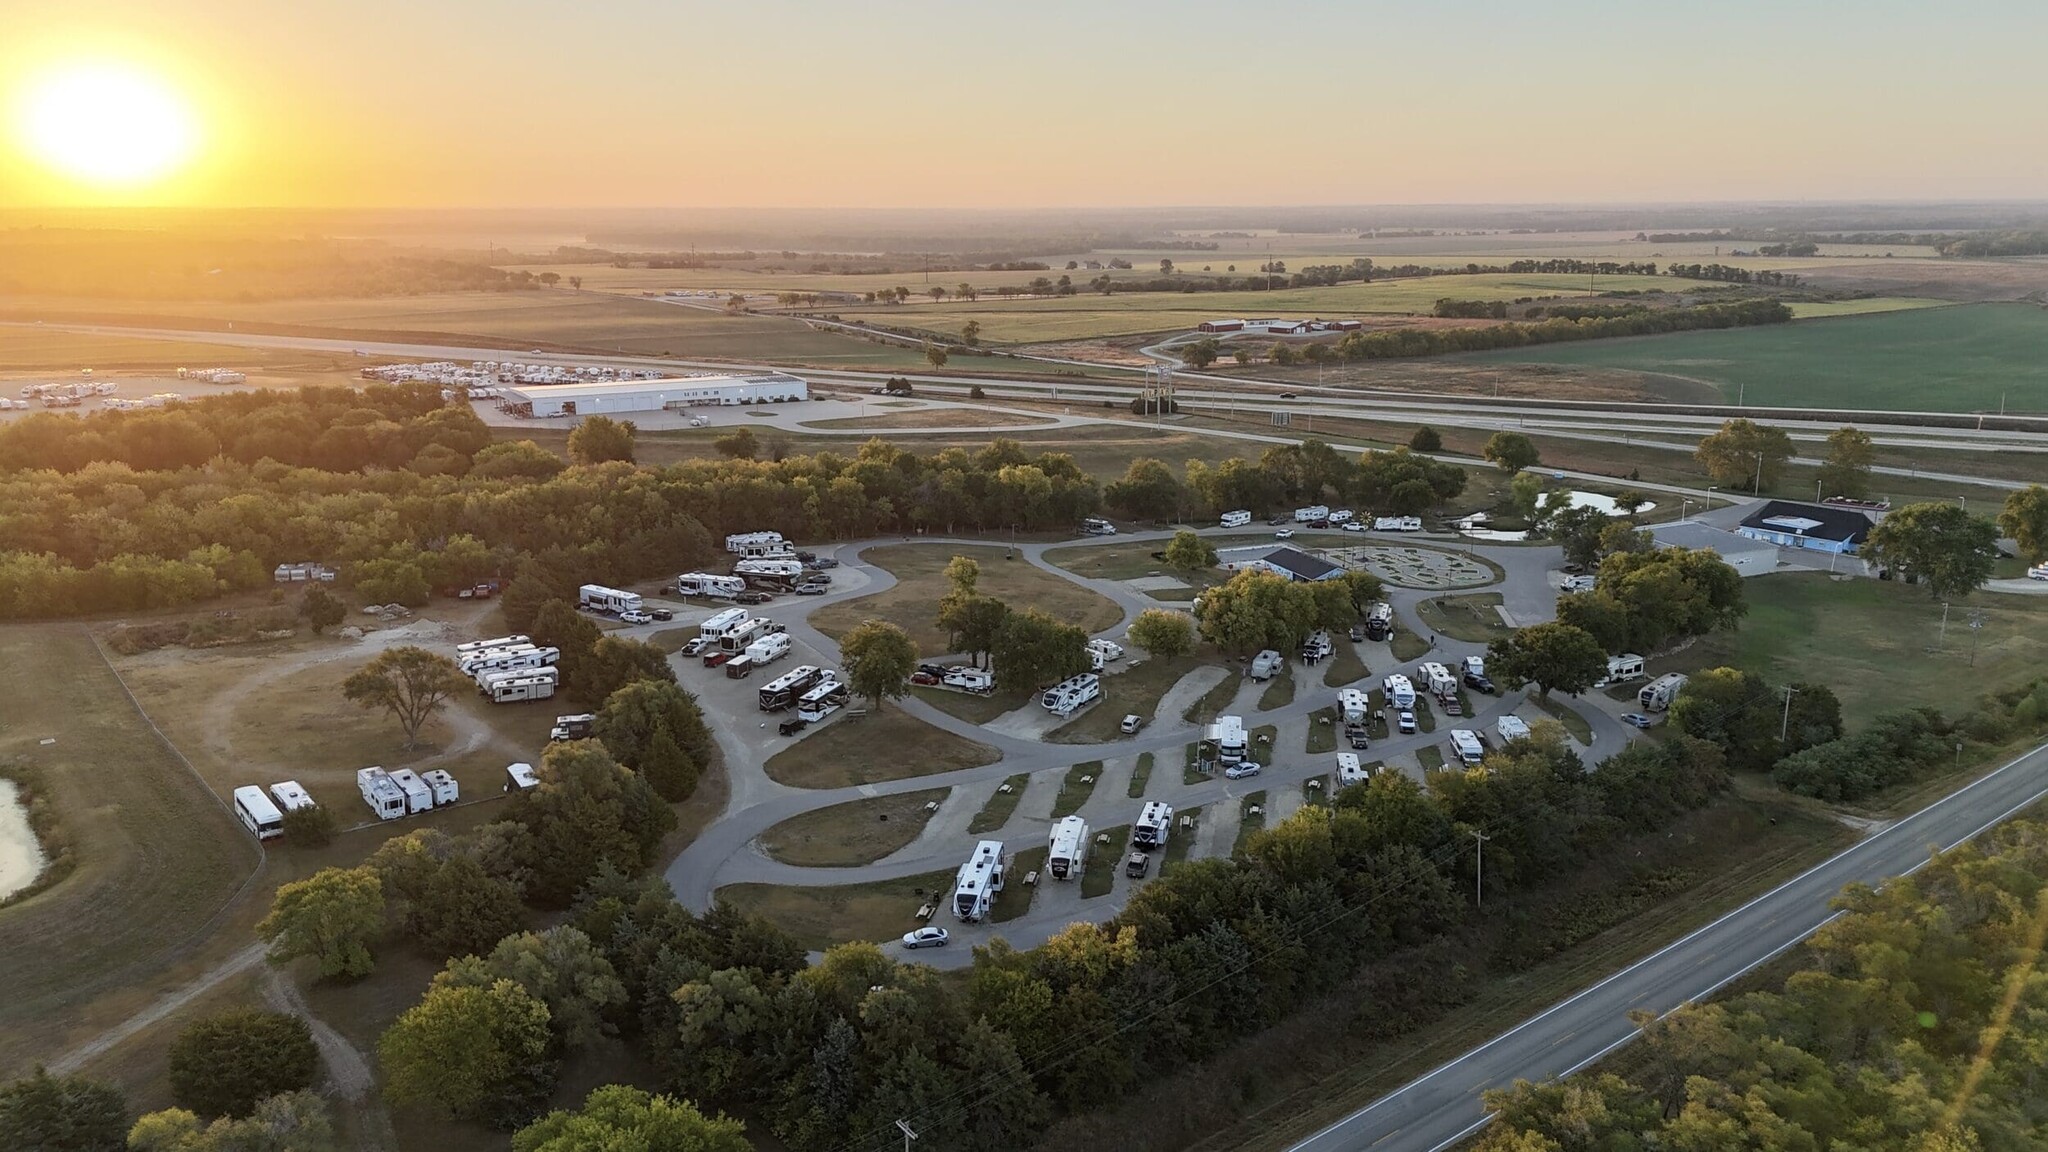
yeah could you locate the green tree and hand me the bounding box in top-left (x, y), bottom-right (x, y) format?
top-left (128, 1091), bottom-right (336, 1152)
top-left (577, 635), bottom-right (675, 705)
top-left (410, 854), bottom-right (528, 959)
top-left (1161, 529), bottom-right (1217, 574)
top-left (592, 678), bottom-right (711, 776)
top-left (1193, 569), bottom-right (1317, 658)
top-left (1864, 501), bottom-right (2000, 599)
top-left (924, 344), bottom-right (949, 369)
top-left (990, 607), bottom-right (1091, 690)
top-left (279, 803), bottom-right (335, 847)
top-left (1506, 472), bottom-right (1544, 522)
top-left (1486, 623), bottom-right (1608, 697)
top-left (0, 1068), bottom-right (127, 1152)
top-left (1104, 458), bottom-right (1183, 522)
top-left (839, 619), bottom-right (918, 710)
top-left (961, 320), bottom-right (981, 347)
top-left (341, 645), bottom-right (464, 749)
top-left (256, 866), bottom-right (384, 979)
top-left (1482, 431), bottom-right (1540, 474)
top-left (1693, 418), bottom-right (1794, 492)
top-left (1668, 666), bottom-right (1782, 771)
top-left (938, 595), bottom-right (1007, 670)
top-left (1815, 426), bottom-right (1875, 501)
top-left (1338, 569), bottom-right (1385, 614)
top-left (1408, 425), bottom-right (1443, 452)
top-left (1997, 484), bottom-right (2048, 563)
top-left (298, 585), bottom-right (344, 635)
top-left (515, 741), bottom-right (675, 905)
top-left (712, 426), bottom-right (758, 460)
top-left (167, 1011), bottom-right (318, 1119)
top-left (1127, 608), bottom-right (1194, 658)
top-left (512, 1085), bottom-right (749, 1152)
top-left (565, 415), bottom-right (636, 466)
top-left (435, 927), bottom-right (626, 1051)
top-left (530, 598), bottom-right (602, 693)
top-left (1181, 338), bottom-right (1221, 369)
top-left (471, 440), bottom-right (567, 480)
top-left (380, 979), bottom-right (555, 1123)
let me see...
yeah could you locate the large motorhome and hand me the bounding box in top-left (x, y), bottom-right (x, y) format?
top-left (1080, 517), bottom-right (1117, 536)
top-left (1594, 653), bottom-right (1647, 687)
top-left (677, 572), bottom-right (747, 599)
top-left (1040, 673), bottom-right (1101, 717)
top-left (759, 665), bottom-right (824, 711)
top-left (1206, 715), bottom-right (1249, 765)
top-left (1221, 509), bottom-right (1252, 528)
top-left (796, 678), bottom-right (849, 723)
top-left (1047, 816), bottom-right (1090, 880)
top-left (1363, 602), bottom-right (1395, 641)
top-left (1449, 729), bottom-right (1486, 765)
top-left (357, 768), bottom-right (407, 821)
top-left (457, 634), bottom-right (530, 655)
top-left (549, 713), bottom-right (595, 742)
top-left (232, 786), bottom-right (285, 840)
top-left (578, 584), bottom-right (643, 616)
top-left (1638, 673), bottom-right (1689, 712)
top-left (699, 607), bottom-right (751, 642)
top-left (952, 840), bottom-right (1008, 921)
top-left (488, 673), bottom-right (558, 703)
top-left (1132, 801), bottom-right (1175, 850)
top-left (718, 616), bottom-right (777, 654)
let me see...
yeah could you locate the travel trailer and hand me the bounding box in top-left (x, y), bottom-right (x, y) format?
top-left (951, 841), bottom-right (1008, 922)
top-left (1594, 653), bottom-right (1648, 687)
top-left (1047, 816), bottom-right (1091, 880)
top-left (1221, 509), bottom-right (1252, 528)
top-left (1040, 673), bottom-right (1102, 717)
top-left (1638, 673), bottom-right (1689, 712)
top-left (1449, 729), bottom-right (1486, 766)
top-left (1206, 715), bottom-right (1249, 765)
top-left (1132, 802), bottom-right (1175, 850)
top-left (357, 768), bottom-right (407, 820)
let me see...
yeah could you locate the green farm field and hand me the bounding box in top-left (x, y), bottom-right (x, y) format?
top-left (1461, 303), bottom-right (2048, 413)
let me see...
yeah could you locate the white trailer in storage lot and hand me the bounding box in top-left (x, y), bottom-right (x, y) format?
top-left (504, 762), bottom-right (540, 792)
top-left (1047, 816), bottom-right (1090, 880)
top-left (268, 780), bottom-right (315, 813)
top-left (488, 673), bottom-right (558, 703)
top-left (458, 634), bottom-right (530, 655)
top-left (388, 768), bottom-right (434, 814)
top-left (699, 607), bottom-right (750, 641)
top-left (677, 573), bottom-right (747, 599)
top-left (421, 769), bottom-right (460, 806)
top-left (232, 786), bottom-right (285, 840)
top-left (578, 584), bottom-right (643, 615)
top-left (358, 768), bottom-right (406, 820)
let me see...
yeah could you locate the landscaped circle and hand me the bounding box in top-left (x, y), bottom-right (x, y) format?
top-left (1326, 544), bottom-right (1501, 590)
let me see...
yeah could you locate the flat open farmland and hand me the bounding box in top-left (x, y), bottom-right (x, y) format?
top-left (1461, 303), bottom-right (2048, 413)
top-left (1783, 297), bottom-right (1947, 318)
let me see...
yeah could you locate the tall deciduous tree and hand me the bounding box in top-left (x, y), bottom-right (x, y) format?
top-left (839, 620), bottom-right (919, 709)
top-left (577, 636), bottom-right (675, 705)
top-left (1408, 425), bottom-right (1443, 452)
top-left (1694, 418), bottom-right (1794, 492)
top-left (1161, 529), bottom-right (1217, 573)
top-left (380, 979), bottom-right (555, 1124)
top-left (256, 866), bottom-right (385, 979)
top-left (435, 927), bottom-right (627, 1051)
top-left (298, 585), bottom-right (344, 635)
top-left (168, 1011), bottom-right (319, 1119)
top-left (1193, 569), bottom-right (1317, 658)
top-left (990, 607), bottom-right (1091, 689)
top-left (515, 742), bottom-right (676, 905)
top-left (512, 1085), bottom-right (750, 1152)
top-left (924, 344), bottom-right (949, 369)
top-left (1815, 426), bottom-right (1875, 501)
top-left (1482, 431), bottom-right (1540, 474)
top-left (565, 415), bottom-right (636, 466)
top-left (342, 646), bottom-right (464, 749)
top-left (1105, 458), bottom-right (1183, 523)
top-left (0, 1068), bottom-right (127, 1152)
top-left (1998, 484), bottom-right (2048, 563)
top-left (593, 678), bottom-right (711, 775)
top-left (1127, 608), bottom-right (1194, 658)
top-left (1486, 623), bottom-right (1608, 697)
top-left (1864, 501), bottom-right (2000, 599)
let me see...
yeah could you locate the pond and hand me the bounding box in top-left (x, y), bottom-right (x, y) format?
top-left (0, 780), bottom-right (46, 902)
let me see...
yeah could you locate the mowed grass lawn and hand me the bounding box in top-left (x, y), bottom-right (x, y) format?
top-left (811, 544), bottom-right (1122, 656)
top-left (1461, 303), bottom-right (2048, 413)
top-left (758, 789), bottom-right (949, 867)
top-left (0, 627), bottom-right (255, 1075)
top-left (718, 870), bottom-right (954, 951)
top-left (1672, 573), bottom-right (2048, 727)
top-left (764, 703), bottom-right (997, 788)
top-left (1047, 653), bottom-right (1213, 744)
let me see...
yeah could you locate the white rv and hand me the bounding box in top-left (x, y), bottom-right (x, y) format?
top-left (952, 840), bottom-right (1008, 921)
top-left (1132, 802), bottom-right (1175, 850)
top-left (1040, 673), bottom-right (1102, 717)
top-left (420, 769), bottom-right (460, 806)
top-left (1420, 662), bottom-right (1458, 697)
top-left (1638, 673), bottom-right (1689, 712)
top-left (1080, 517), bottom-right (1117, 536)
top-left (457, 634), bottom-right (530, 656)
top-left (1462, 654), bottom-right (1486, 678)
top-left (1221, 509), bottom-right (1252, 528)
top-left (504, 762), bottom-right (540, 792)
top-left (745, 632), bottom-right (792, 666)
top-left (1047, 816), bottom-right (1090, 880)
top-left (358, 768), bottom-right (407, 821)
top-left (796, 679), bottom-right (849, 723)
top-left (1206, 715), bottom-right (1249, 764)
top-left (388, 769), bottom-right (434, 814)
top-left (462, 645), bottom-right (558, 679)
top-left (718, 616), bottom-right (777, 654)
top-left (232, 785), bottom-right (285, 840)
top-left (1295, 504), bottom-right (1331, 524)
top-left (942, 666), bottom-right (995, 695)
top-left (725, 531), bottom-right (789, 555)
top-left (1339, 688), bottom-right (1372, 726)
top-left (1382, 674), bottom-right (1416, 709)
top-left (549, 713), bottom-right (595, 742)
top-left (1496, 715), bottom-right (1533, 744)
top-left (759, 665), bottom-right (823, 711)
top-left (578, 584), bottom-right (643, 616)
top-left (1327, 509), bottom-right (1354, 525)
top-left (1595, 653), bottom-right (1647, 687)
top-left (677, 572), bottom-right (747, 599)
top-left (1449, 729), bottom-right (1486, 766)
top-left (1373, 516), bottom-right (1423, 532)
top-left (1335, 752), bottom-right (1373, 787)
top-left (1087, 638), bottom-right (1125, 663)
top-left (1363, 602), bottom-right (1396, 641)
top-left (488, 674), bottom-right (558, 703)
top-left (1249, 650), bottom-right (1284, 681)
top-left (267, 780), bottom-right (315, 814)
top-left (734, 558), bottom-right (804, 582)
top-left (477, 666), bottom-right (560, 694)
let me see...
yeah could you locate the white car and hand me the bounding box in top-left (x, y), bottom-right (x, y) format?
top-left (1341, 521), bottom-right (1367, 533)
top-left (1224, 762), bottom-right (1263, 780)
top-left (2029, 563), bottom-right (2048, 582)
top-left (1397, 710), bottom-right (1417, 734)
top-left (1120, 714), bottom-right (1144, 734)
top-left (901, 926), bottom-right (950, 949)
top-left (619, 611), bottom-right (653, 625)
top-left (680, 636), bottom-right (712, 657)
top-left (1275, 528), bottom-right (1295, 540)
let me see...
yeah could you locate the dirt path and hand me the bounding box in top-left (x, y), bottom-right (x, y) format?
top-left (263, 969), bottom-right (395, 1151)
top-left (48, 941), bottom-right (267, 1075)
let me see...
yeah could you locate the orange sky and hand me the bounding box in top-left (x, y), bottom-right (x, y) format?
top-left (5, 1), bottom-right (2047, 209)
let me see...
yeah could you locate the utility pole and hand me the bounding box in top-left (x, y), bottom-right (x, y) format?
top-left (1780, 685), bottom-right (1798, 743)
top-left (1472, 829), bottom-right (1491, 907)
top-left (896, 1119), bottom-right (919, 1152)
top-left (1753, 451), bottom-right (1765, 494)
top-left (1940, 601), bottom-right (1952, 648)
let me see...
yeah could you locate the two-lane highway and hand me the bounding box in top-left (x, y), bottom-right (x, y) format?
top-left (1283, 739), bottom-right (2048, 1152)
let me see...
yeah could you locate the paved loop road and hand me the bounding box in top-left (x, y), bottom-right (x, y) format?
top-left (1283, 739), bottom-right (2048, 1152)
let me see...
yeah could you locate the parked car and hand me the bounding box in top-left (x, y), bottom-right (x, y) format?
top-left (901, 926), bottom-right (950, 949)
top-left (810, 557), bottom-right (840, 569)
top-left (1267, 516), bottom-right (1290, 526)
top-left (1437, 693), bottom-right (1464, 717)
top-left (1349, 624), bottom-right (1366, 642)
top-left (1342, 521), bottom-right (1367, 532)
top-left (650, 608), bottom-right (674, 621)
top-left (798, 572), bottom-right (831, 585)
top-left (1279, 392), bottom-right (1298, 399)
top-left (794, 550), bottom-right (817, 563)
top-left (737, 590), bottom-right (772, 605)
top-left (1464, 671), bottom-right (1496, 694)
top-left (1125, 852), bottom-right (1151, 878)
top-left (619, 610), bottom-right (652, 625)
top-left (796, 584), bottom-right (827, 595)
top-left (1224, 762), bottom-right (1263, 780)
top-left (1275, 528), bottom-right (1295, 540)
top-left (1622, 712), bottom-right (1656, 729)
top-left (1397, 710), bottom-right (1417, 734)
top-left (911, 671), bottom-right (940, 686)
top-left (778, 717), bottom-right (808, 736)
top-left (1120, 714), bottom-right (1144, 734)
top-left (918, 663), bottom-right (949, 678)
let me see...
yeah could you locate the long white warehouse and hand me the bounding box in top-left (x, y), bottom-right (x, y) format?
top-left (502, 372), bottom-right (808, 417)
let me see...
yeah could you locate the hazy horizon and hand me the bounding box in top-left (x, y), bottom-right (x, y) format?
top-left (6, 0), bottom-right (2047, 210)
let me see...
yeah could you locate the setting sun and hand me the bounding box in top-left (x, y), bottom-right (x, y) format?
top-left (16, 61), bottom-right (198, 187)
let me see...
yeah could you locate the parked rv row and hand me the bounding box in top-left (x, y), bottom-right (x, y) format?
top-left (230, 781), bottom-right (318, 840)
top-left (357, 766), bottom-right (461, 821)
top-left (1041, 673), bottom-right (1102, 717)
top-left (271, 562), bottom-right (337, 583)
top-left (176, 367), bottom-right (247, 384)
top-left (362, 360), bottom-right (665, 390)
top-left (453, 633), bottom-right (562, 703)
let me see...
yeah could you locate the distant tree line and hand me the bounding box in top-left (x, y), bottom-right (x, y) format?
top-left (1664, 262), bottom-right (1802, 285)
top-left (1330, 298), bottom-right (1793, 360)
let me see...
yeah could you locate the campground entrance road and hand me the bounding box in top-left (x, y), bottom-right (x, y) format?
top-left (1282, 738), bottom-right (2048, 1152)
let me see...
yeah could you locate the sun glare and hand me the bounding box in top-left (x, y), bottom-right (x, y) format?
top-left (17, 62), bottom-right (198, 187)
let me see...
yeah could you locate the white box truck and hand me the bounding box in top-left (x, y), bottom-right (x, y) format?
top-left (1449, 729), bottom-right (1486, 765)
top-left (1132, 802), bottom-right (1174, 850)
top-left (358, 768), bottom-right (406, 820)
top-left (388, 768), bottom-right (434, 814)
top-left (1047, 816), bottom-right (1090, 880)
top-left (1221, 509), bottom-right (1252, 528)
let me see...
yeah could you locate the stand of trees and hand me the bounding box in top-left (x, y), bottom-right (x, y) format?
top-left (1552, 547), bottom-right (1747, 655)
top-left (1331, 299), bottom-right (1791, 360)
top-left (1476, 818), bottom-right (2048, 1151)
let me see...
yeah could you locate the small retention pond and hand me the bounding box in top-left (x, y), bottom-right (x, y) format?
top-left (0, 780), bottom-right (46, 901)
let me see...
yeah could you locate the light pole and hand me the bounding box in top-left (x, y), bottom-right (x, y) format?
top-left (1472, 829), bottom-right (1491, 907)
top-left (1707, 486), bottom-right (1719, 510)
top-left (1680, 498), bottom-right (1693, 524)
